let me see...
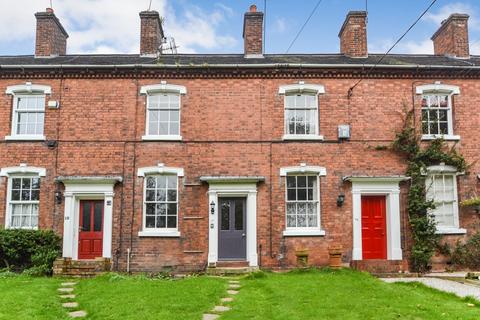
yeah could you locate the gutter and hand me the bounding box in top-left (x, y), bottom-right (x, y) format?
top-left (1, 63), bottom-right (480, 70)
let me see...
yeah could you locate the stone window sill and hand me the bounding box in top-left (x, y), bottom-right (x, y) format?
top-left (138, 230), bottom-right (181, 238)
top-left (5, 135), bottom-right (46, 141)
top-left (435, 227), bottom-right (466, 235)
top-left (283, 229), bottom-right (326, 237)
top-left (421, 134), bottom-right (460, 141)
top-left (142, 135), bottom-right (182, 141)
top-left (282, 134), bottom-right (324, 141)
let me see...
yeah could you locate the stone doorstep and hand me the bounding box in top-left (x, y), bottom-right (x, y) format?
top-left (212, 305), bottom-right (231, 312)
top-left (202, 314), bottom-right (220, 320)
top-left (62, 302), bottom-right (79, 308)
top-left (58, 288), bottom-right (74, 293)
top-left (68, 310), bottom-right (87, 318)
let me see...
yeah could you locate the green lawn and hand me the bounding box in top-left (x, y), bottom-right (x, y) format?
top-left (221, 269), bottom-right (480, 320)
top-left (0, 269), bottom-right (478, 320)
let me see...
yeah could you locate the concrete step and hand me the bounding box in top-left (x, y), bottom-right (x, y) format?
top-left (206, 266), bottom-right (257, 275)
top-left (351, 260), bottom-right (408, 274)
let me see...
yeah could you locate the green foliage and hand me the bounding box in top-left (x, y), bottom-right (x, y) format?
top-left (0, 229), bottom-right (61, 275)
top-left (451, 233), bottom-right (480, 269)
top-left (392, 108), bottom-right (466, 273)
top-left (460, 197), bottom-right (480, 207)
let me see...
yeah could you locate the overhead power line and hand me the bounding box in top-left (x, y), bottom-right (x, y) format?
top-left (285, 0), bottom-right (324, 54)
top-left (348, 0), bottom-right (438, 97)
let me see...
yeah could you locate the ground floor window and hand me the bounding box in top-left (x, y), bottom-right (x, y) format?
top-left (286, 175), bottom-right (320, 229)
top-left (143, 174), bottom-right (178, 230)
top-left (8, 176), bottom-right (40, 229)
top-left (426, 172), bottom-right (459, 229)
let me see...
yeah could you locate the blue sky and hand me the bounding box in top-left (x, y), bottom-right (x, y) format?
top-left (0, 0), bottom-right (479, 55)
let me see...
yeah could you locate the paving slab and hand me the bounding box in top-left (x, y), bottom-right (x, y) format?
top-left (212, 305), bottom-right (230, 312)
top-left (382, 277), bottom-right (480, 300)
top-left (68, 310), bottom-right (87, 318)
top-left (229, 280), bottom-right (240, 284)
top-left (58, 288), bottom-right (74, 293)
top-left (62, 302), bottom-right (79, 308)
top-left (221, 297), bottom-right (234, 302)
top-left (59, 294), bottom-right (76, 299)
top-left (227, 290), bottom-right (239, 295)
top-left (61, 282), bottom-right (77, 287)
top-left (229, 284), bottom-right (240, 289)
top-left (202, 314), bottom-right (220, 320)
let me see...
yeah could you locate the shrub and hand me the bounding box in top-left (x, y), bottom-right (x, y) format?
top-left (0, 229), bottom-right (61, 275)
top-left (451, 233), bottom-right (480, 269)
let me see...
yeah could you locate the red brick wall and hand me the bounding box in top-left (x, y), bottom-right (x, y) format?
top-left (432, 14), bottom-right (470, 58)
top-left (34, 12), bottom-right (67, 57)
top-left (339, 12), bottom-right (367, 58)
top-left (0, 75), bottom-right (479, 272)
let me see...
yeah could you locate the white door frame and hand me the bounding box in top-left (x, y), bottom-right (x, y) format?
top-left (59, 177), bottom-right (120, 260)
top-left (201, 177), bottom-right (262, 267)
top-left (346, 177), bottom-right (406, 261)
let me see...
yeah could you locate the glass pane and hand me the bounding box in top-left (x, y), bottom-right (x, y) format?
top-left (287, 203), bottom-right (296, 215)
top-left (146, 176), bottom-right (156, 188)
top-left (295, 95), bottom-right (306, 108)
top-left (12, 178), bottom-right (21, 189)
top-left (429, 123), bottom-right (438, 135)
top-left (297, 176), bottom-right (306, 187)
top-left (31, 178), bottom-right (40, 189)
top-left (156, 216), bottom-right (166, 228)
top-left (93, 202), bottom-right (103, 232)
top-left (159, 110), bottom-right (169, 121)
top-left (146, 203), bottom-right (155, 215)
top-left (287, 189), bottom-right (296, 201)
top-left (167, 190), bottom-right (177, 201)
top-left (429, 110), bottom-right (438, 121)
top-left (11, 190), bottom-right (20, 201)
top-left (159, 122), bottom-right (169, 135)
top-left (170, 122), bottom-right (179, 135)
top-left (170, 94), bottom-right (180, 106)
top-left (308, 214), bottom-right (318, 228)
top-left (297, 203), bottom-right (306, 216)
top-left (297, 213), bottom-right (307, 228)
top-left (21, 178), bottom-right (31, 189)
top-left (285, 95), bottom-right (295, 107)
top-left (297, 189), bottom-right (307, 201)
top-left (221, 201), bottom-right (230, 231)
top-left (148, 122), bottom-right (158, 135)
top-left (82, 202), bottom-right (91, 232)
top-left (439, 122), bottom-right (448, 134)
top-left (157, 203), bottom-right (166, 216)
top-left (438, 110), bottom-right (447, 121)
top-left (439, 95), bottom-right (448, 108)
top-left (286, 176), bottom-right (296, 188)
top-left (287, 215), bottom-right (296, 228)
top-left (156, 189), bottom-right (166, 201)
top-left (17, 97), bottom-right (27, 109)
top-left (167, 203), bottom-right (177, 215)
top-left (146, 216), bottom-right (155, 228)
top-left (31, 190), bottom-right (40, 201)
top-left (421, 121), bottom-right (429, 134)
top-left (21, 190), bottom-right (31, 201)
top-left (234, 200), bottom-right (244, 231)
top-left (146, 190), bottom-right (155, 201)
top-left (157, 176), bottom-right (167, 188)
top-left (306, 95), bottom-right (316, 108)
top-left (170, 110), bottom-right (179, 122)
top-left (167, 176), bottom-right (177, 188)
top-left (167, 216), bottom-right (177, 228)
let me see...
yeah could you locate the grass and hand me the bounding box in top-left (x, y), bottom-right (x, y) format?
top-left (0, 273), bottom-right (65, 319)
top-left (74, 274), bottom-right (227, 320)
top-left (221, 269), bottom-right (480, 320)
top-left (0, 269), bottom-right (478, 319)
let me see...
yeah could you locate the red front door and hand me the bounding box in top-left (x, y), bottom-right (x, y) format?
top-left (361, 196), bottom-right (387, 259)
top-left (78, 200), bottom-right (104, 260)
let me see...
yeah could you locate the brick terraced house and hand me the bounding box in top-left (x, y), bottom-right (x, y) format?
top-left (0, 5), bottom-right (479, 275)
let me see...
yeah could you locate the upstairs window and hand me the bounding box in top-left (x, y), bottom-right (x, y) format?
top-left (279, 82), bottom-right (325, 140)
top-left (416, 84), bottom-right (460, 141)
top-left (140, 82), bottom-right (186, 141)
top-left (5, 83), bottom-right (50, 140)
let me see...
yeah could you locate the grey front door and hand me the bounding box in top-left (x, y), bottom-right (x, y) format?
top-left (218, 198), bottom-right (246, 260)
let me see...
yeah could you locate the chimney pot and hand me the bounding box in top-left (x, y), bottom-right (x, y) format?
top-left (431, 13), bottom-right (470, 58)
top-left (139, 10), bottom-right (164, 56)
top-left (338, 11), bottom-right (368, 58)
top-left (243, 5), bottom-right (264, 58)
top-left (34, 9), bottom-right (68, 57)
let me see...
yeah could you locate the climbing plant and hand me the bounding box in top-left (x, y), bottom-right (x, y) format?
top-left (392, 108), bottom-right (467, 273)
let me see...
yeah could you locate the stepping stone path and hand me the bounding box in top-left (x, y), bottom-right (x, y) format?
top-left (56, 281), bottom-right (88, 318)
top-left (203, 279), bottom-right (241, 319)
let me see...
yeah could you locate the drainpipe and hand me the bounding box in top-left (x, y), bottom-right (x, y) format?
top-left (127, 248), bottom-right (131, 273)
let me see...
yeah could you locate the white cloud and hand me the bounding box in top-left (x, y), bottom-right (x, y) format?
top-left (369, 38), bottom-right (433, 55)
top-left (0, 0), bottom-right (237, 54)
top-left (424, 2), bottom-right (479, 29)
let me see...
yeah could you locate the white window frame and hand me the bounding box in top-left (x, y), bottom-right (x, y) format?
top-left (280, 165), bottom-right (326, 236)
top-left (140, 82), bottom-right (186, 141)
top-left (0, 165), bottom-right (46, 230)
top-left (137, 164), bottom-right (184, 237)
top-left (425, 164), bottom-right (466, 235)
top-left (279, 82), bottom-right (325, 141)
top-left (5, 83), bottom-right (50, 141)
top-left (416, 84), bottom-right (460, 141)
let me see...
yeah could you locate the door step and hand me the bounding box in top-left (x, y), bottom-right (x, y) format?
top-left (350, 259), bottom-right (408, 274)
top-left (216, 261), bottom-right (249, 268)
top-left (206, 266), bottom-right (257, 276)
top-left (53, 258), bottom-right (111, 277)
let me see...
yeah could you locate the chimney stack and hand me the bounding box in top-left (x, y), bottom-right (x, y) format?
top-left (339, 11), bottom-right (368, 58)
top-left (34, 8), bottom-right (68, 57)
top-left (431, 14), bottom-right (469, 58)
top-left (139, 11), bottom-right (164, 56)
top-left (243, 4), bottom-right (264, 58)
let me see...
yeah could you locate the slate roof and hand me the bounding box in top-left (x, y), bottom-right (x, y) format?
top-left (1, 54), bottom-right (480, 68)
